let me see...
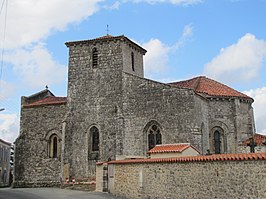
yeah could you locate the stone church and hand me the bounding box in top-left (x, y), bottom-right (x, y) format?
top-left (14, 35), bottom-right (255, 187)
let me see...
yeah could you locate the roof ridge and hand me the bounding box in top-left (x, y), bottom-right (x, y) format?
top-left (156, 143), bottom-right (190, 146)
top-left (27, 88), bottom-right (54, 98)
top-left (193, 76), bottom-right (203, 91)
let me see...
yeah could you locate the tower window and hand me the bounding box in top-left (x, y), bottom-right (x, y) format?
top-left (92, 48), bottom-right (98, 68)
top-left (90, 126), bottom-right (99, 151)
top-left (131, 52), bottom-right (135, 71)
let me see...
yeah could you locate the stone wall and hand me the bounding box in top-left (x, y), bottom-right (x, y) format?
top-left (65, 38), bottom-right (126, 179)
top-left (238, 145), bottom-right (266, 153)
top-left (105, 154), bottom-right (266, 199)
top-left (14, 104), bottom-right (66, 187)
top-left (208, 98), bottom-right (254, 154)
top-left (122, 42), bottom-right (144, 77)
top-left (122, 72), bottom-right (208, 155)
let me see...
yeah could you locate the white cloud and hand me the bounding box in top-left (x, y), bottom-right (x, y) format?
top-left (182, 24), bottom-right (193, 38)
top-left (129, 0), bottom-right (202, 5)
top-left (106, 1), bottom-right (121, 10)
top-left (143, 24), bottom-right (194, 77)
top-left (4, 44), bottom-right (67, 88)
top-left (0, 80), bottom-right (15, 100)
top-left (174, 23), bottom-right (194, 50)
top-left (0, 113), bottom-right (19, 143)
top-left (143, 38), bottom-right (170, 75)
top-left (204, 33), bottom-right (266, 84)
top-left (2, 0), bottom-right (103, 49)
top-left (244, 87), bottom-right (266, 135)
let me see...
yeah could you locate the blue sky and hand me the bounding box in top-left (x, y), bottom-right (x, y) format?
top-left (0, 0), bottom-right (266, 143)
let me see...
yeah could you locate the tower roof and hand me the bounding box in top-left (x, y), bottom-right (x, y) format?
top-left (65, 35), bottom-right (147, 55)
top-left (169, 76), bottom-right (253, 101)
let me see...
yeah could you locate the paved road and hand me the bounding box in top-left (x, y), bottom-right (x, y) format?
top-left (0, 188), bottom-right (125, 199)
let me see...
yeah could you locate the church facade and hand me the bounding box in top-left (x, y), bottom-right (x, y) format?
top-left (14, 35), bottom-right (255, 187)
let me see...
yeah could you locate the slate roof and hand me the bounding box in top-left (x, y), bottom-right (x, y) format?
top-left (242, 134), bottom-right (266, 146)
top-left (169, 76), bottom-right (253, 101)
top-left (23, 96), bottom-right (67, 108)
top-left (147, 143), bottom-right (199, 154)
top-left (105, 153), bottom-right (266, 165)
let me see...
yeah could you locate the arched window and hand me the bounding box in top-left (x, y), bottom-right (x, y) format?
top-left (90, 126), bottom-right (99, 151)
top-left (131, 52), bottom-right (135, 71)
top-left (53, 137), bottom-right (57, 157)
top-left (49, 134), bottom-right (59, 158)
top-left (92, 48), bottom-right (98, 68)
top-left (148, 124), bottom-right (162, 150)
top-left (209, 126), bottom-right (227, 154)
top-left (214, 130), bottom-right (221, 154)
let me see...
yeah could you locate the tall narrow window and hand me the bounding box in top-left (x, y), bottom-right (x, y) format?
top-left (214, 130), bottom-right (221, 154)
top-left (92, 48), bottom-right (98, 68)
top-left (90, 126), bottom-right (99, 151)
top-left (131, 52), bottom-right (135, 71)
top-left (53, 137), bottom-right (57, 158)
top-left (148, 124), bottom-right (162, 150)
top-left (49, 134), bottom-right (59, 158)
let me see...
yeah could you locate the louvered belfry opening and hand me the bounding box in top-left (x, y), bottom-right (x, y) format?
top-left (92, 48), bottom-right (98, 68)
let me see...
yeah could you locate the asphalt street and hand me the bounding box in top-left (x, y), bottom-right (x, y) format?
top-left (0, 188), bottom-right (124, 199)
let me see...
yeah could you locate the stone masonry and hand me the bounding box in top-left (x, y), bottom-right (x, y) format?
top-left (105, 153), bottom-right (266, 199)
top-left (14, 98), bottom-right (66, 187)
top-left (14, 35), bottom-right (256, 187)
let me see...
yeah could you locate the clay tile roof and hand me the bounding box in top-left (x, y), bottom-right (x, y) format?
top-left (242, 134), bottom-right (266, 146)
top-left (23, 96), bottom-right (67, 108)
top-left (169, 76), bottom-right (253, 101)
top-left (147, 143), bottom-right (198, 154)
top-left (107, 152), bottom-right (266, 164)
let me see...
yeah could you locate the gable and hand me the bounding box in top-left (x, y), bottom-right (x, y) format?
top-left (22, 89), bottom-right (55, 105)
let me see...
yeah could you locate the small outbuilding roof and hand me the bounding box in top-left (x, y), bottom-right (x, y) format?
top-left (147, 143), bottom-right (200, 154)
